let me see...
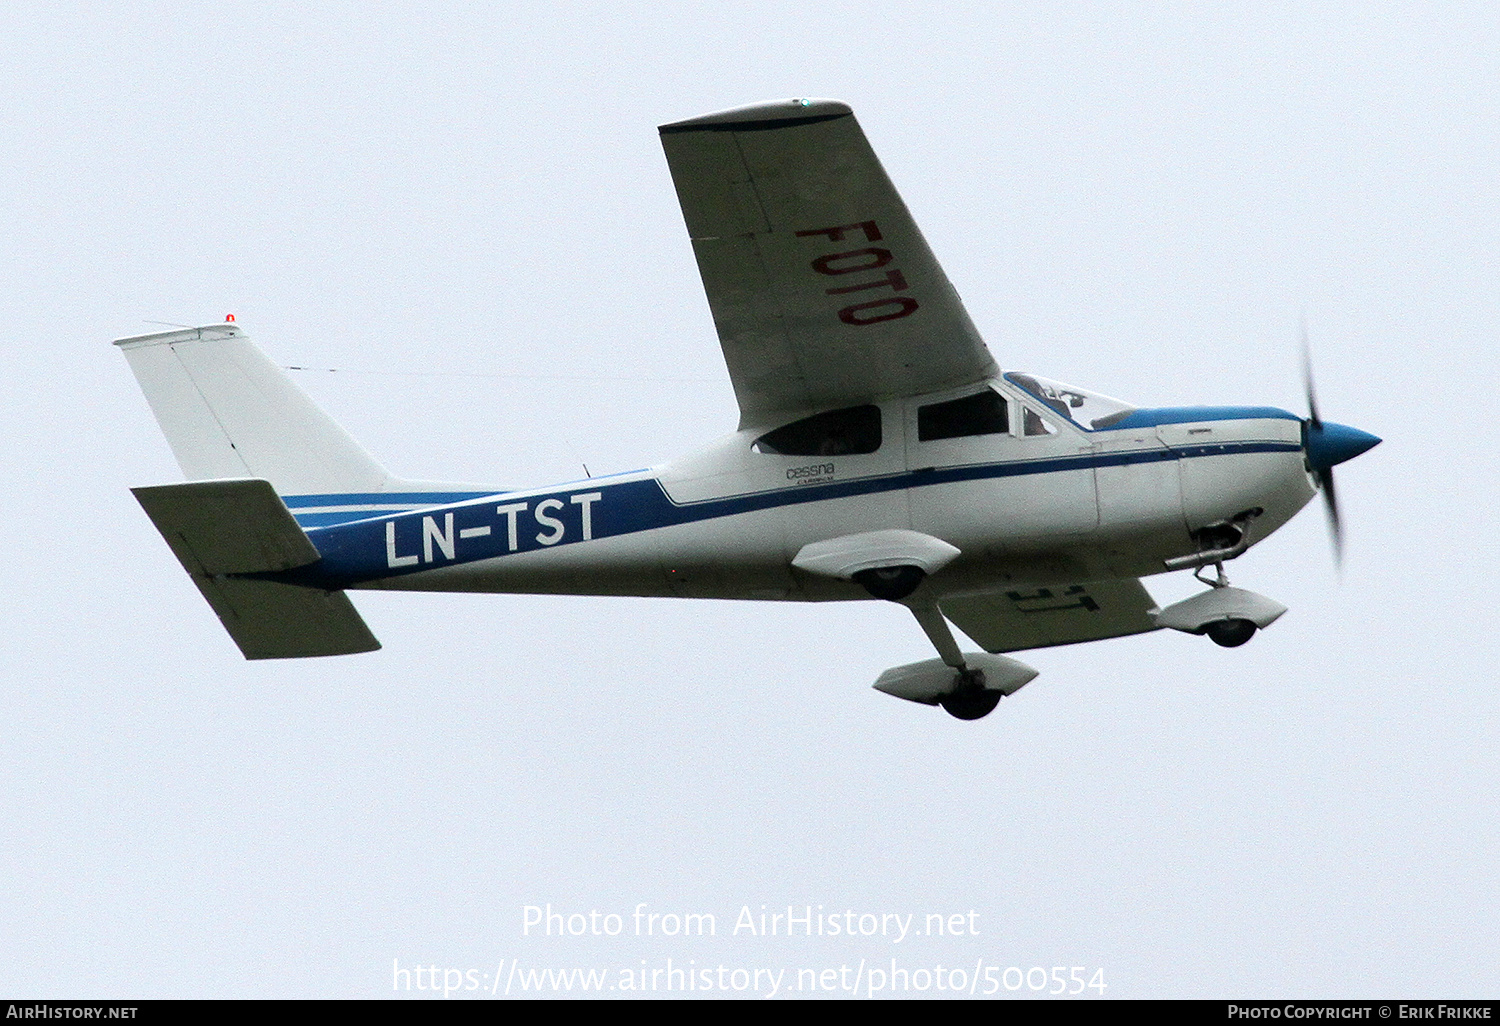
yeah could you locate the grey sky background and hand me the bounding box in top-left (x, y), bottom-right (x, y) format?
top-left (3, 1), bottom-right (1496, 998)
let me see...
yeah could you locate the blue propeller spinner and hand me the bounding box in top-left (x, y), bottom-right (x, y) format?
top-left (1302, 342), bottom-right (1381, 561)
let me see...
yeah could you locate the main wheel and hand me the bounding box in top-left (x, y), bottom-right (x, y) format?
top-left (852, 565), bottom-right (926, 601)
top-left (1204, 618), bottom-right (1257, 648)
top-left (939, 688), bottom-right (1002, 720)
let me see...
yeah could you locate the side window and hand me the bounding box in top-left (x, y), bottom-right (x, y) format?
top-left (1023, 407), bottom-right (1057, 436)
top-left (753, 405), bottom-right (882, 456)
top-left (1008, 372), bottom-right (1074, 420)
top-left (918, 389), bottom-right (1009, 441)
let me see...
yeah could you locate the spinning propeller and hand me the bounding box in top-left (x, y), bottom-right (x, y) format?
top-left (1300, 328), bottom-right (1381, 564)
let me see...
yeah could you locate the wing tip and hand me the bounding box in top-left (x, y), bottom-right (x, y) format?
top-left (113, 323), bottom-right (243, 349)
top-left (659, 98), bottom-right (852, 134)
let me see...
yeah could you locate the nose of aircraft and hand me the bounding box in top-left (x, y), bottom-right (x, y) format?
top-left (1305, 421), bottom-right (1381, 472)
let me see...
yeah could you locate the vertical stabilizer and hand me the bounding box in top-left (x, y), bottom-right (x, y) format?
top-left (115, 324), bottom-right (395, 496)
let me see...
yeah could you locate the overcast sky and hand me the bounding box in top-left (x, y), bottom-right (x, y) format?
top-left (3, 0), bottom-right (1496, 999)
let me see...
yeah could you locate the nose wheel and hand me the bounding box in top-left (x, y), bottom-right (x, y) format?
top-left (1154, 560), bottom-right (1288, 648)
top-left (1194, 562), bottom-right (1259, 648)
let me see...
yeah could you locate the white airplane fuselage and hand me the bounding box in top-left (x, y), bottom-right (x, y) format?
top-left (282, 378), bottom-right (1316, 603)
top-left (116, 99), bottom-right (1383, 713)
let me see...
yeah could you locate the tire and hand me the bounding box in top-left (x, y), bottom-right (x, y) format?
top-left (1204, 618), bottom-right (1257, 648)
top-left (852, 565), bottom-right (926, 601)
top-left (939, 688), bottom-right (1002, 720)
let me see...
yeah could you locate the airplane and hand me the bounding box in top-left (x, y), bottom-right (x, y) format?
top-left (116, 98), bottom-right (1380, 720)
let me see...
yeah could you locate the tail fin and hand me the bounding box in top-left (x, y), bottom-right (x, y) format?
top-left (115, 324), bottom-right (395, 496)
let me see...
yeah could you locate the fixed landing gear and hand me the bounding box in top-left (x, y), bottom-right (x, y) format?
top-left (1154, 558), bottom-right (1288, 648)
top-left (1204, 618), bottom-right (1257, 648)
top-left (1194, 562), bottom-right (1259, 648)
top-left (878, 601), bottom-right (1030, 720)
top-left (939, 670), bottom-right (1003, 720)
top-left (853, 565), bottom-right (926, 601)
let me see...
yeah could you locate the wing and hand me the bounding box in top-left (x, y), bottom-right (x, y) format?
top-left (941, 579), bottom-right (1161, 654)
top-left (659, 99), bottom-right (997, 428)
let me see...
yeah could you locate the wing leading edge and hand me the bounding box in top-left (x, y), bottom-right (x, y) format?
top-left (660, 99), bottom-right (997, 429)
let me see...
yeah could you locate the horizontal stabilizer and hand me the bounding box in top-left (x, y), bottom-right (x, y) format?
top-left (132, 479), bottom-right (321, 575)
top-left (132, 479), bottom-right (379, 659)
top-left (188, 576), bottom-right (380, 660)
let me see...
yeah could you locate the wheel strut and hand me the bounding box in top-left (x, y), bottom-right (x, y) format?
top-left (904, 599), bottom-right (1003, 720)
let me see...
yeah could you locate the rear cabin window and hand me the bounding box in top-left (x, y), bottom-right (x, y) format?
top-left (917, 389), bottom-right (1009, 442)
top-left (753, 405), bottom-right (882, 456)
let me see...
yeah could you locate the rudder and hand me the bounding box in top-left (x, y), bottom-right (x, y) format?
top-left (115, 324), bottom-right (394, 497)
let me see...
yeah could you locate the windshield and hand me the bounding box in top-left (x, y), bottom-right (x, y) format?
top-left (1004, 372), bottom-right (1136, 431)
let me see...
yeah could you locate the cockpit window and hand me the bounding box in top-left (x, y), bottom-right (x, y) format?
top-left (753, 405), bottom-right (882, 456)
top-left (918, 389), bottom-right (1009, 441)
top-left (1005, 372), bottom-right (1136, 431)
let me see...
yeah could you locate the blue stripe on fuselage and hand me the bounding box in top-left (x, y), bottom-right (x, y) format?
top-left (292, 510), bottom-right (414, 527)
top-left (281, 491), bottom-right (497, 508)
top-left (270, 434), bottom-right (1299, 589)
top-left (282, 491), bottom-right (502, 529)
top-left (1099, 406), bottom-right (1300, 430)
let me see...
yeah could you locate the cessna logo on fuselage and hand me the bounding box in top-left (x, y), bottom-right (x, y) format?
top-left (385, 491), bottom-right (602, 568)
top-left (787, 462), bottom-right (834, 482)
